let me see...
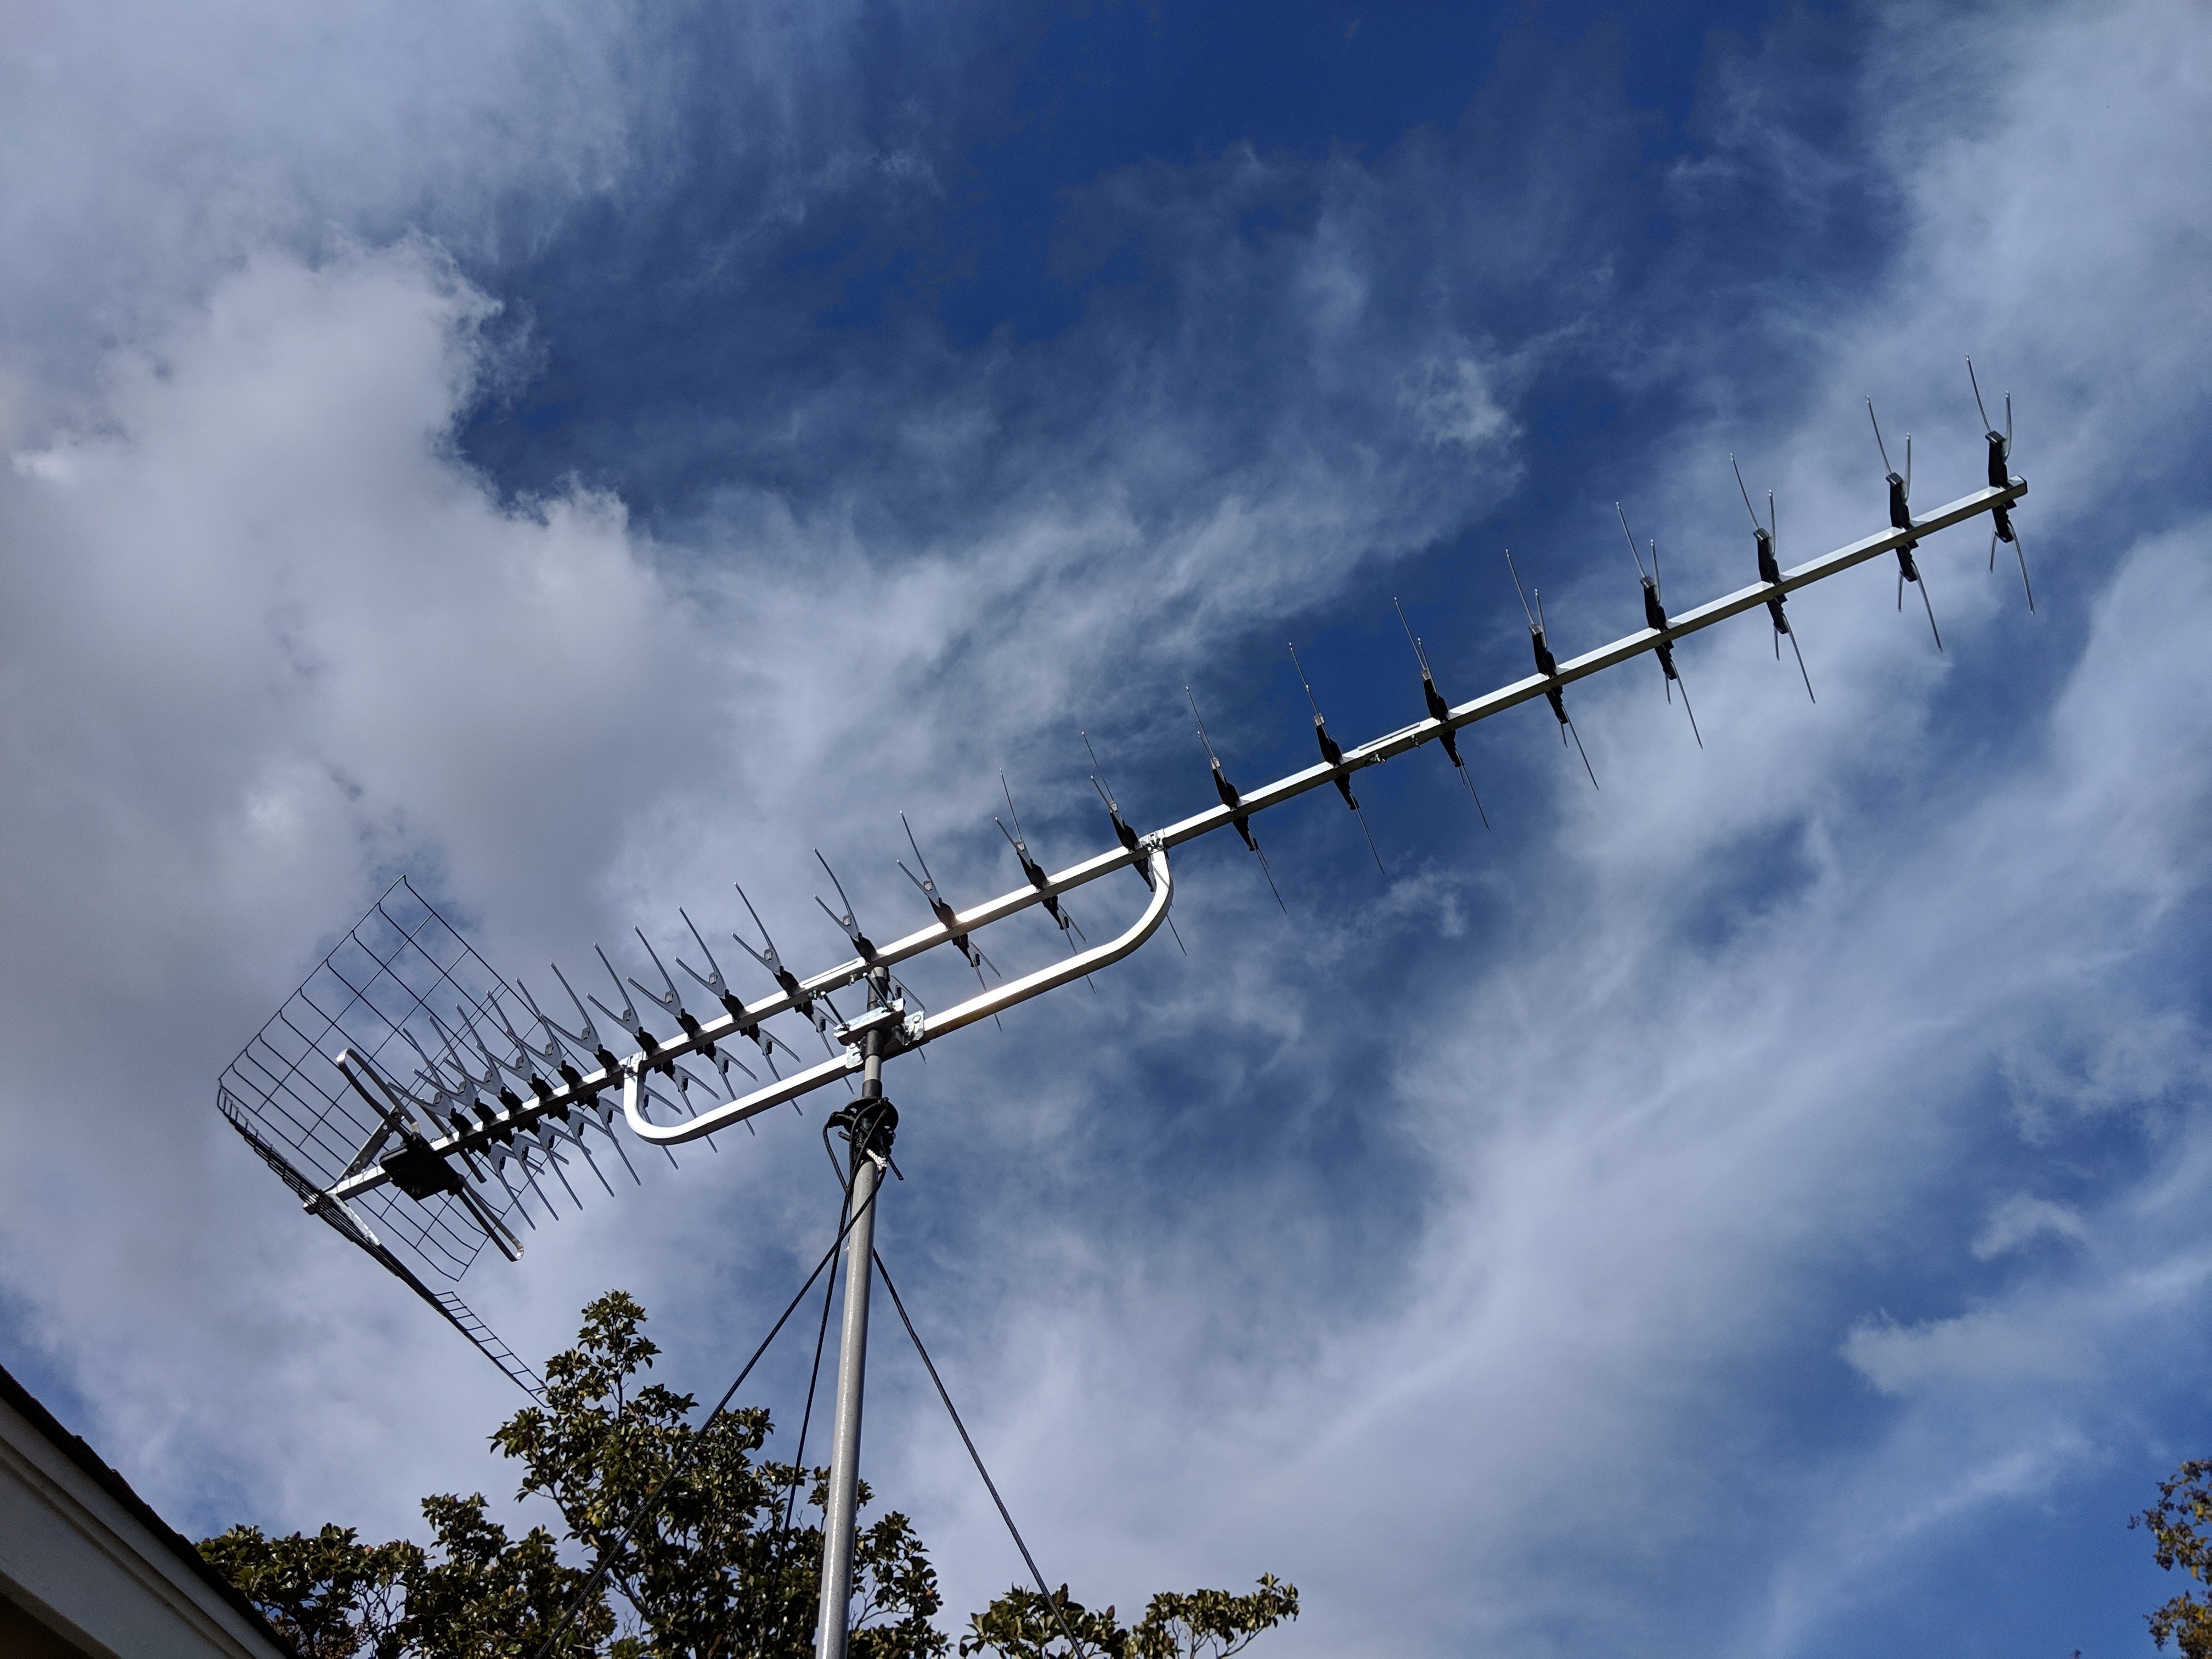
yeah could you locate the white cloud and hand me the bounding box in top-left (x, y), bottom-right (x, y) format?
top-left (1402, 353), bottom-right (1513, 448)
top-left (873, 4), bottom-right (2212, 1649)
top-left (1, 7), bottom-right (2209, 1659)
top-left (1973, 1195), bottom-right (2089, 1260)
top-left (1843, 1308), bottom-right (2090, 1396)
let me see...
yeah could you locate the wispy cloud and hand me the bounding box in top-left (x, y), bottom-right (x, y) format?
top-left (0, 5), bottom-right (2208, 1659)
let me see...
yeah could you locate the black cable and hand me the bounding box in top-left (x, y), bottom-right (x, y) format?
top-left (872, 1249), bottom-right (1091, 1658)
top-left (529, 1175), bottom-right (884, 1659)
top-left (782, 1187), bottom-right (845, 1535)
top-left (822, 1101), bottom-right (902, 1198)
top-left (763, 1181), bottom-right (847, 1656)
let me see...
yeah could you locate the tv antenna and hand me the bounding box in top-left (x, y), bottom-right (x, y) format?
top-left (222, 397), bottom-right (2032, 1659)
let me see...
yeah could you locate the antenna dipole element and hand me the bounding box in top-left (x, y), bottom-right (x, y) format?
top-left (1733, 456), bottom-right (1815, 702)
top-left (1967, 356), bottom-right (2034, 610)
top-left (1505, 549), bottom-right (1600, 789)
top-left (1393, 599), bottom-right (1493, 826)
top-left (1616, 505), bottom-right (1703, 748)
top-left (1288, 642), bottom-right (1386, 874)
top-left (1869, 399), bottom-right (1942, 650)
top-left (1187, 688), bottom-right (1288, 912)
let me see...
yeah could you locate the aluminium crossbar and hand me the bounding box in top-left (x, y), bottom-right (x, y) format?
top-left (323, 476), bottom-right (2025, 1200)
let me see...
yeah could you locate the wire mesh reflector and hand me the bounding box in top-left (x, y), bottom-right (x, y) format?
top-left (217, 877), bottom-right (519, 1285)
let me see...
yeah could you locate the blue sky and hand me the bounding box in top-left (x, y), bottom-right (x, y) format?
top-left (2, 2), bottom-right (2209, 1655)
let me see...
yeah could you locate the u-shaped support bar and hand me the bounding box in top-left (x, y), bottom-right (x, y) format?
top-left (623, 845), bottom-right (1174, 1144)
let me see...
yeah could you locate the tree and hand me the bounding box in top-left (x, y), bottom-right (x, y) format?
top-left (2136, 1459), bottom-right (2212, 1655)
top-left (205, 1292), bottom-right (936, 1658)
top-left (957, 1579), bottom-right (1298, 1659)
top-left (203, 1293), bottom-right (1295, 1659)
top-left (199, 1523), bottom-right (416, 1659)
top-left (488, 1290), bottom-right (937, 1659)
top-left (200, 1498), bottom-right (614, 1659)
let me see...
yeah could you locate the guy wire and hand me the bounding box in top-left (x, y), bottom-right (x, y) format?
top-left (783, 1186), bottom-right (847, 1534)
top-left (872, 1247), bottom-right (1091, 1658)
top-left (530, 1175), bottom-right (887, 1659)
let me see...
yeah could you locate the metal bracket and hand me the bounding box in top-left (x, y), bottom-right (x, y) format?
top-left (622, 844), bottom-right (1175, 1145)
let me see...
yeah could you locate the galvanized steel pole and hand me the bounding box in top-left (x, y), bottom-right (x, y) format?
top-left (815, 1025), bottom-right (888, 1659)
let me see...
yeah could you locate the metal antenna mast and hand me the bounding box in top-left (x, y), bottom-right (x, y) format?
top-left (816, 1018), bottom-right (894, 1659)
top-left (221, 403), bottom-right (2032, 1656)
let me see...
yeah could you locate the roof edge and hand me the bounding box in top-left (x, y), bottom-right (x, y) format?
top-left (0, 1360), bottom-right (300, 1658)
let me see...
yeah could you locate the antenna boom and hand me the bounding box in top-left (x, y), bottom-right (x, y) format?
top-left (324, 475), bottom-right (2025, 1203)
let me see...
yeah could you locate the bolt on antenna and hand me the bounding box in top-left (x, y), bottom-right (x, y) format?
top-left (731, 884), bottom-right (811, 1013)
top-left (814, 850), bottom-right (878, 962)
top-left (673, 907), bottom-right (744, 1020)
top-left (586, 945), bottom-right (648, 1048)
top-left (1504, 549), bottom-right (1600, 789)
top-left (1187, 686), bottom-right (1288, 913)
top-left (1616, 504), bottom-right (1703, 748)
top-left (1392, 599), bottom-right (1492, 826)
top-left (1868, 398), bottom-right (1943, 650)
top-left (627, 928), bottom-right (699, 1040)
top-left (899, 811), bottom-right (1000, 1023)
top-left (1733, 455), bottom-right (1815, 702)
top-left (1083, 729), bottom-right (1186, 953)
top-left (1968, 356), bottom-right (2034, 610)
top-left (997, 785), bottom-right (1094, 992)
top-left (1288, 642), bottom-right (1386, 874)
top-left (995, 772), bottom-right (1091, 957)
